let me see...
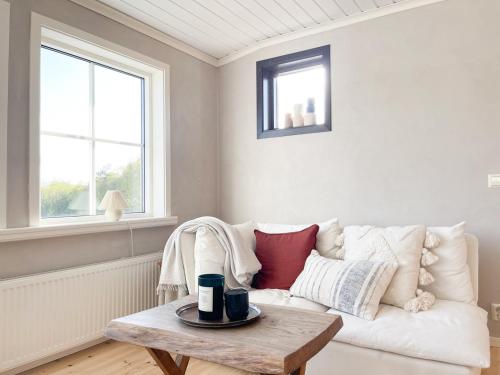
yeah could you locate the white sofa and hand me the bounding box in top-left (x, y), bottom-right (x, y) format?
top-left (177, 232), bottom-right (490, 375)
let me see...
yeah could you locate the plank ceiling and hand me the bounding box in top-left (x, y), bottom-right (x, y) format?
top-left (95, 0), bottom-right (435, 64)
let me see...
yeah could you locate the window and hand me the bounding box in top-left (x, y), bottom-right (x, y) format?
top-left (30, 14), bottom-right (170, 226)
top-left (256, 45), bottom-right (331, 139)
top-left (40, 47), bottom-right (145, 219)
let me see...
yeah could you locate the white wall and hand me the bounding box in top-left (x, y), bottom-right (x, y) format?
top-left (0, 0), bottom-right (9, 229)
top-left (0, 0), bottom-right (218, 278)
top-left (218, 0), bottom-right (500, 336)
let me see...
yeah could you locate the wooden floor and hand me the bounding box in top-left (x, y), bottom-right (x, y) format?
top-left (485, 347), bottom-right (500, 375)
top-left (21, 341), bottom-right (499, 375)
top-left (21, 341), bottom-right (250, 375)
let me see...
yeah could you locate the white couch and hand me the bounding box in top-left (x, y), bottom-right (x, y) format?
top-left (178, 232), bottom-right (490, 375)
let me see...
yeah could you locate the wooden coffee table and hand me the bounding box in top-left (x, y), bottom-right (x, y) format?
top-left (105, 295), bottom-right (342, 375)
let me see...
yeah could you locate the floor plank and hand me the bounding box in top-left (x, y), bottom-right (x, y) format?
top-left (483, 347), bottom-right (500, 375)
top-left (21, 341), bottom-right (250, 375)
top-left (20, 340), bottom-right (499, 375)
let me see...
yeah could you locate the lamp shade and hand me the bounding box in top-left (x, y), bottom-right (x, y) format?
top-left (98, 190), bottom-right (128, 210)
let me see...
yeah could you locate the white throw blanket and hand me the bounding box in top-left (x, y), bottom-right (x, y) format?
top-left (158, 216), bottom-right (261, 304)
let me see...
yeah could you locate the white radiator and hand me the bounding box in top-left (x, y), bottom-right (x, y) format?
top-left (0, 252), bottom-right (162, 374)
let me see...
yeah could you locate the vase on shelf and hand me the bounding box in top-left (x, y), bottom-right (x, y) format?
top-left (284, 113), bottom-right (293, 129)
top-left (304, 97), bottom-right (316, 126)
top-left (292, 104), bottom-right (304, 127)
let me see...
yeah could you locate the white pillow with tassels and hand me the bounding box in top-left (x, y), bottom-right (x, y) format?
top-left (423, 222), bottom-right (475, 304)
top-left (342, 225), bottom-right (426, 310)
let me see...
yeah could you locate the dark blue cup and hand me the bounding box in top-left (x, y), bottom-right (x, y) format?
top-left (224, 288), bottom-right (249, 321)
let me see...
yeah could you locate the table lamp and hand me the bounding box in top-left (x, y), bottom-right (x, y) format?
top-left (98, 190), bottom-right (128, 221)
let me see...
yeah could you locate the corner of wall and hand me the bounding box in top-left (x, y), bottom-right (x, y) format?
top-left (215, 66), bottom-right (222, 219)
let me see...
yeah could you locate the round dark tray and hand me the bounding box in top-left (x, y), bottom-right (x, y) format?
top-left (175, 302), bottom-right (261, 328)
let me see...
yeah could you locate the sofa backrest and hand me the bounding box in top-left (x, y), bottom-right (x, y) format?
top-left (179, 231), bottom-right (480, 303)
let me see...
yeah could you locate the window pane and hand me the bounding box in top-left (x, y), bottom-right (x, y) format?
top-left (40, 48), bottom-right (90, 136)
top-left (41, 135), bottom-right (91, 218)
top-left (95, 142), bottom-right (143, 214)
top-left (276, 65), bottom-right (326, 129)
top-left (94, 65), bottom-right (143, 144)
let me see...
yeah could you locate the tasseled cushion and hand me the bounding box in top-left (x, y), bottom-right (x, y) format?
top-left (335, 247), bottom-right (345, 260)
top-left (424, 231), bottom-right (440, 249)
top-left (334, 233), bottom-right (345, 247)
top-left (419, 267), bottom-right (435, 286)
top-left (421, 248), bottom-right (439, 266)
top-left (404, 289), bottom-right (436, 313)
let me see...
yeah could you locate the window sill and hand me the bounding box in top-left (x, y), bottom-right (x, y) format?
top-left (257, 124), bottom-right (331, 139)
top-left (0, 216), bottom-right (178, 243)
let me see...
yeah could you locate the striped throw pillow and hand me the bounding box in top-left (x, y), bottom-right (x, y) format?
top-left (290, 251), bottom-right (398, 320)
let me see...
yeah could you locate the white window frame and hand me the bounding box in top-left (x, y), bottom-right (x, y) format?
top-left (39, 46), bottom-right (148, 220)
top-left (30, 13), bottom-right (171, 226)
top-left (0, 0), bottom-right (9, 229)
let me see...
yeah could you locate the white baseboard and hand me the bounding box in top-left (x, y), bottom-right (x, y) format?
top-left (491, 336), bottom-right (500, 348)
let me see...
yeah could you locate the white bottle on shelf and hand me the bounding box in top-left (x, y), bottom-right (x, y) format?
top-left (284, 113), bottom-right (293, 129)
top-left (304, 97), bottom-right (316, 126)
top-left (292, 104), bottom-right (304, 127)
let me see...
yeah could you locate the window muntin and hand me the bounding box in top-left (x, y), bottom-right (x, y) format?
top-left (39, 46), bottom-right (145, 220)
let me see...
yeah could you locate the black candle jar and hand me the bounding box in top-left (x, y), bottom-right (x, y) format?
top-left (198, 274), bottom-right (224, 321)
top-left (224, 288), bottom-right (249, 321)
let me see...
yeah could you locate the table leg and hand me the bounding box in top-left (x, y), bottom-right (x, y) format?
top-left (289, 364), bottom-right (306, 375)
top-left (260, 362), bottom-right (306, 375)
top-left (146, 347), bottom-right (190, 375)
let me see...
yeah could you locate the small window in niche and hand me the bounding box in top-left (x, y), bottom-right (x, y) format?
top-left (256, 45), bottom-right (331, 139)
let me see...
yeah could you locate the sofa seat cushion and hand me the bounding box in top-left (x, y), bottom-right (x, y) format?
top-left (327, 299), bottom-right (490, 368)
top-left (249, 289), bottom-right (328, 312)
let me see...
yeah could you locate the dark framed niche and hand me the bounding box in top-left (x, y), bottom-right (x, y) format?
top-left (256, 45), bottom-right (331, 139)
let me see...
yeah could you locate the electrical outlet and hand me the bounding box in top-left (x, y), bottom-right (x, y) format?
top-left (488, 174), bottom-right (500, 188)
top-left (491, 303), bottom-right (500, 321)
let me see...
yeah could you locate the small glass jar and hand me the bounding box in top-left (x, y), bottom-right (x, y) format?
top-left (198, 274), bottom-right (224, 321)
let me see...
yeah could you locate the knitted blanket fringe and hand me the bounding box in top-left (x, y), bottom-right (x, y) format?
top-left (156, 283), bottom-right (187, 293)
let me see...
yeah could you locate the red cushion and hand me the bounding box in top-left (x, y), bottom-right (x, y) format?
top-left (253, 224), bottom-right (319, 290)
